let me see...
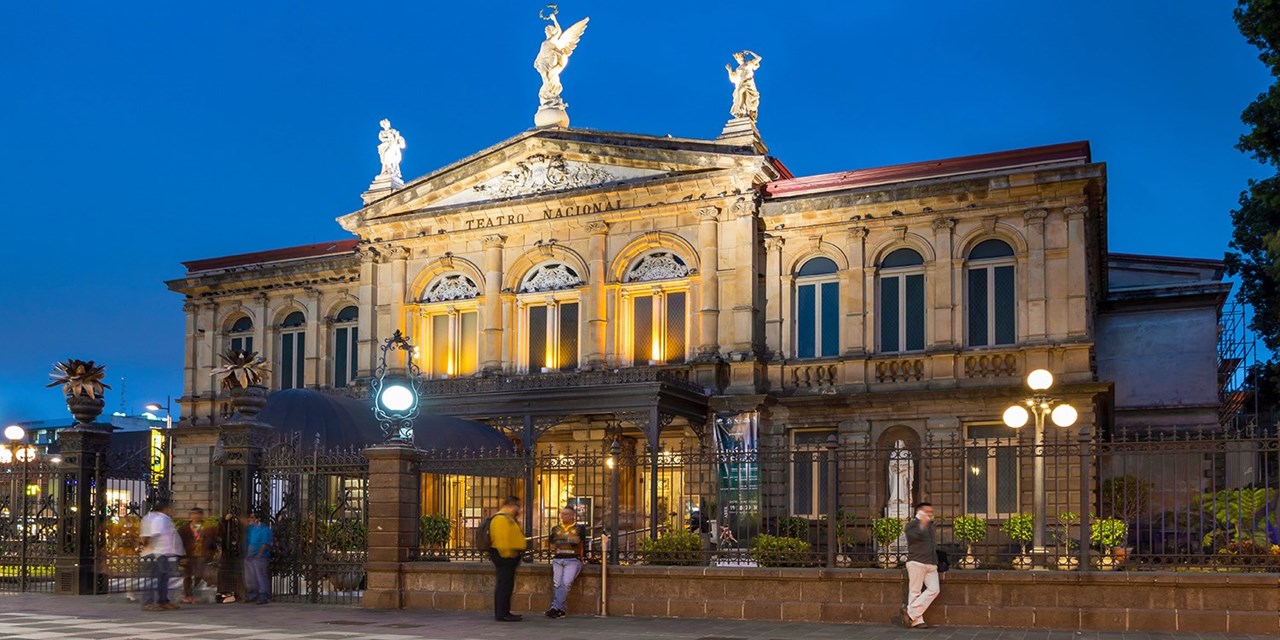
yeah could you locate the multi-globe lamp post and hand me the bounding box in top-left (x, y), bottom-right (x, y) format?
top-left (371, 330), bottom-right (424, 444)
top-left (1001, 369), bottom-right (1077, 556)
top-left (4, 424), bottom-right (36, 591)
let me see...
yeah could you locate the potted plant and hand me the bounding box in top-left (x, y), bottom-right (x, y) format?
top-left (833, 510), bottom-right (857, 566)
top-left (419, 514), bottom-right (452, 561)
top-left (211, 349), bottom-right (272, 417)
top-left (1001, 514), bottom-right (1034, 569)
top-left (1053, 511), bottom-right (1080, 570)
top-left (320, 516), bottom-right (367, 590)
top-left (1090, 517), bottom-right (1127, 570)
top-left (871, 517), bottom-right (904, 568)
top-left (952, 515), bottom-right (986, 569)
top-left (47, 359), bottom-right (111, 425)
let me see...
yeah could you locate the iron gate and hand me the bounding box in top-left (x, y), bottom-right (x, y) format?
top-left (94, 442), bottom-right (168, 594)
top-left (253, 434), bottom-right (368, 604)
top-left (0, 456), bottom-right (60, 593)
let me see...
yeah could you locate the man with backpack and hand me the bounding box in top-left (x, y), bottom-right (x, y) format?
top-left (480, 496), bottom-right (527, 622)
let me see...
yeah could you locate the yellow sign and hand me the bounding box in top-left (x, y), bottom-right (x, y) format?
top-left (150, 429), bottom-right (166, 484)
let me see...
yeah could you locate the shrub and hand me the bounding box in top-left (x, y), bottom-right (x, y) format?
top-left (1090, 517), bottom-right (1127, 550)
top-left (776, 515), bottom-right (809, 539)
top-left (833, 510), bottom-right (857, 553)
top-left (419, 514), bottom-right (452, 549)
top-left (1054, 511), bottom-right (1080, 552)
top-left (1001, 514), bottom-right (1034, 553)
top-left (750, 533), bottom-right (812, 567)
top-left (638, 529), bottom-right (702, 565)
top-left (1100, 475), bottom-right (1152, 522)
top-left (871, 517), bottom-right (903, 547)
top-left (321, 518), bottom-right (367, 553)
top-left (952, 515), bottom-right (987, 546)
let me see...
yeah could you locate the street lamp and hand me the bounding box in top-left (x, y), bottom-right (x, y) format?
top-left (1002, 369), bottom-right (1077, 557)
top-left (4, 425), bottom-right (32, 591)
top-left (371, 330), bottom-right (423, 444)
top-left (145, 397), bottom-right (175, 496)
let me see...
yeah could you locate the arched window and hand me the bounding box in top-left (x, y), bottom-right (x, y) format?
top-left (966, 239), bottom-right (1016, 347)
top-left (878, 248), bottom-right (925, 353)
top-left (279, 311), bottom-right (306, 390)
top-left (419, 274), bottom-right (480, 378)
top-left (519, 263), bottom-right (582, 372)
top-left (624, 252), bottom-right (690, 365)
top-left (795, 257), bottom-right (839, 359)
top-left (332, 306), bottom-right (359, 388)
top-left (226, 316), bottom-right (254, 353)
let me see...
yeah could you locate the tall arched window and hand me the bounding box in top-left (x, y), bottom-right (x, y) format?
top-left (227, 316), bottom-right (254, 353)
top-left (519, 263), bottom-right (582, 372)
top-left (279, 311), bottom-right (306, 389)
top-left (332, 306), bottom-right (359, 388)
top-left (625, 251), bottom-right (690, 365)
top-left (795, 257), bottom-right (840, 359)
top-left (966, 239), bottom-right (1016, 347)
top-left (878, 248), bottom-right (925, 353)
top-left (419, 274), bottom-right (480, 378)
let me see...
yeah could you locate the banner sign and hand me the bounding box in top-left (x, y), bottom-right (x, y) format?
top-left (713, 411), bottom-right (760, 543)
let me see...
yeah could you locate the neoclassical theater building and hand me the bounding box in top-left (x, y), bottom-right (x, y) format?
top-left (165, 112), bottom-right (1229, 521)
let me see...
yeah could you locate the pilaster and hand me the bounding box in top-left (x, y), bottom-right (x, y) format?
top-left (585, 223), bottom-right (609, 368)
top-left (844, 227), bottom-right (868, 356)
top-left (1023, 208), bottom-right (1048, 343)
top-left (763, 234), bottom-right (784, 360)
top-left (357, 247), bottom-right (379, 376)
top-left (931, 218), bottom-right (957, 350)
top-left (1063, 205), bottom-right (1089, 337)
top-left (481, 234), bottom-right (506, 372)
top-left (695, 207), bottom-right (722, 360)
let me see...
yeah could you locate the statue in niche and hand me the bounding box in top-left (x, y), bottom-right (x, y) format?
top-left (726, 50), bottom-right (762, 121)
top-left (886, 439), bottom-right (913, 519)
top-left (533, 4), bottom-right (590, 110)
top-left (376, 119), bottom-right (406, 180)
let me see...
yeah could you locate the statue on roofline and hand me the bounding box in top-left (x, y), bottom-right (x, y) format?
top-left (376, 119), bottom-right (406, 180)
top-left (533, 4), bottom-right (589, 127)
top-left (726, 50), bottom-right (762, 122)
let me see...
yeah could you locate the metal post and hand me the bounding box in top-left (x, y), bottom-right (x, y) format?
top-left (608, 439), bottom-right (620, 565)
top-left (599, 535), bottom-right (609, 616)
top-left (165, 395), bottom-right (173, 496)
top-left (1077, 426), bottom-right (1092, 571)
top-left (1032, 409), bottom-right (1046, 554)
top-left (825, 435), bottom-right (838, 568)
top-left (522, 415), bottom-right (535, 539)
top-left (20, 449), bottom-right (29, 592)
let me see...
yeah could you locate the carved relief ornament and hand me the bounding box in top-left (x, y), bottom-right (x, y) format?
top-left (473, 154), bottom-right (617, 198)
top-left (519, 263), bottom-right (582, 293)
top-left (626, 251), bottom-right (691, 282)
top-left (424, 274), bottom-right (481, 302)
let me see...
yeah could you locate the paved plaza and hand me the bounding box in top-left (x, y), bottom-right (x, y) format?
top-left (0, 594), bottom-right (1270, 640)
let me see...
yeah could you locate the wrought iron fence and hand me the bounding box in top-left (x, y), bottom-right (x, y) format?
top-left (0, 458), bottom-right (60, 593)
top-left (251, 433), bottom-right (368, 605)
top-left (415, 425), bottom-right (1279, 572)
top-left (93, 442), bottom-right (169, 596)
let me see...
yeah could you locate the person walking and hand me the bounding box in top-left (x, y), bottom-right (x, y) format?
top-left (242, 511), bottom-right (273, 605)
top-left (139, 499), bottom-right (183, 611)
top-left (178, 507), bottom-right (219, 604)
top-left (545, 507), bottom-right (587, 618)
top-left (488, 496), bottom-right (527, 622)
top-left (900, 501), bottom-right (940, 629)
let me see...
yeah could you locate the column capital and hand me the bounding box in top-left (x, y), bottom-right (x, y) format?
top-left (848, 226), bottom-right (869, 241)
top-left (1062, 204), bottom-right (1088, 219)
top-left (1023, 208), bottom-right (1049, 223)
top-left (482, 233), bottom-right (507, 249)
top-left (730, 198), bottom-right (754, 219)
top-left (356, 246), bottom-right (380, 262)
top-left (585, 220), bottom-right (609, 234)
top-left (694, 205), bottom-right (721, 222)
top-left (385, 245), bottom-right (410, 260)
top-left (763, 234), bottom-right (785, 251)
top-left (931, 217), bottom-right (956, 232)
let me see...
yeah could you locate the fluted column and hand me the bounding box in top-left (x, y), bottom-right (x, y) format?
top-left (845, 227), bottom-right (868, 355)
top-left (695, 206), bottom-right (722, 360)
top-left (931, 218), bottom-right (956, 348)
top-left (585, 222), bottom-right (609, 368)
top-left (1024, 209), bottom-right (1048, 343)
top-left (763, 234), bottom-right (785, 359)
top-left (481, 234), bottom-right (506, 373)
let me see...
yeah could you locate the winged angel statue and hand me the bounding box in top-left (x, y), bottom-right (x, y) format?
top-left (534, 5), bottom-right (589, 111)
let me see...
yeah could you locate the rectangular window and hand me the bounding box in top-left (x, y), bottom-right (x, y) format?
top-left (798, 281), bottom-right (840, 359)
top-left (333, 326), bottom-right (359, 388)
top-left (527, 302), bottom-right (578, 371)
top-left (528, 306), bottom-right (548, 370)
top-left (994, 265), bottom-right (1015, 345)
top-left (426, 311), bottom-right (478, 377)
top-left (431, 315), bottom-right (450, 375)
top-left (880, 277), bottom-right (899, 353)
top-left (968, 268), bottom-right (989, 347)
top-left (797, 284), bottom-right (817, 359)
top-left (905, 274), bottom-right (924, 351)
top-left (789, 429), bottom-right (836, 517)
top-left (459, 311), bottom-right (478, 375)
top-left (630, 292), bottom-right (687, 365)
top-left (632, 296), bottom-right (654, 363)
top-left (666, 292), bottom-right (686, 364)
top-left (964, 424), bottom-right (1019, 518)
top-left (820, 281), bottom-right (839, 357)
top-left (881, 273), bottom-right (925, 353)
top-left (558, 302), bottom-right (579, 370)
top-left (230, 336), bottom-right (253, 354)
top-left (280, 331), bottom-right (304, 389)
top-left (969, 265), bottom-right (1016, 347)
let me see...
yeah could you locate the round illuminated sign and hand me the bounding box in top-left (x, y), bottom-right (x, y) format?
top-left (380, 384), bottom-right (415, 413)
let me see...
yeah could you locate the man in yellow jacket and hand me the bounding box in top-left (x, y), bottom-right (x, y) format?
top-left (489, 496), bottom-right (527, 622)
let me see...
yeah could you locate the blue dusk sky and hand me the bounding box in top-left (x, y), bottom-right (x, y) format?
top-left (0, 1), bottom-right (1270, 422)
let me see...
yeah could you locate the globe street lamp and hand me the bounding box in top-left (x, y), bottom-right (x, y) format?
top-left (371, 330), bottom-right (424, 444)
top-left (1002, 369), bottom-right (1077, 557)
top-left (4, 425), bottom-right (32, 591)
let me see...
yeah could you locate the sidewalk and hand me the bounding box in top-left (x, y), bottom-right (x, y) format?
top-left (0, 593), bottom-right (1266, 640)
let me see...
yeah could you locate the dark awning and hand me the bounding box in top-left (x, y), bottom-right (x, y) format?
top-left (258, 389), bottom-right (383, 449)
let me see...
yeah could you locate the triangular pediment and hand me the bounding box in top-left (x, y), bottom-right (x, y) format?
top-left (341, 127), bottom-right (774, 230)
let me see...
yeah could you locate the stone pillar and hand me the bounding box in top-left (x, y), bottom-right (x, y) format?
top-left (214, 388), bottom-right (273, 599)
top-left (362, 444), bottom-right (420, 609)
top-left (54, 425), bottom-right (111, 595)
top-left (844, 227), bottom-right (868, 356)
top-left (931, 218), bottom-right (956, 349)
top-left (357, 247), bottom-right (380, 377)
top-left (1063, 205), bottom-right (1089, 338)
top-left (763, 234), bottom-right (784, 359)
top-left (388, 247), bottom-right (409, 340)
top-left (183, 301), bottom-right (199, 406)
top-left (255, 292), bottom-right (271, 369)
top-left (481, 234), bottom-right (506, 373)
top-left (201, 301), bottom-right (220, 425)
top-left (585, 222), bottom-right (609, 368)
top-left (695, 206), bottom-right (722, 360)
top-left (304, 288), bottom-right (322, 387)
top-left (725, 198), bottom-right (763, 393)
top-left (1024, 209), bottom-right (1048, 343)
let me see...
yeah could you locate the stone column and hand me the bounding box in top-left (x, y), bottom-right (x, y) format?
top-left (762, 234), bottom-right (784, 359)
top-left (357, 247), bottom-right (380, 377)
top-left (585, 222), bottom-right (609, 368)
top-left (53, 425), bottom-right (111, 595)
top-left (303, 288), bottom-right (322, 387)
top-left (201, 302), bottom-right (219, 424)
top-left (183, 301), bottom-right (199, 406)
top-left (844, 227), bottom-right (868, 356)
top-left (1063, 205), bottom-right (1089, 338)
top-left (387, 247), bottom-right (409, 348)
top-left (255, 293), bottom-right (271, 370)
top-left (481, 234), bottom-right (506, 373)
top-left (726, 198), bottom-right (758, 357)
top-left (695, 207), bottom-right (722, 360)
top-left (362, 444), bottom-right (420, 609)
top-left (1024, 209), bottom-right (1048, 343)
top-left (931, 218), bottom-right (956, 349)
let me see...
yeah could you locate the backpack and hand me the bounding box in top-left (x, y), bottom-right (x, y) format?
top-left (475, 515), bottom-right (496, 551)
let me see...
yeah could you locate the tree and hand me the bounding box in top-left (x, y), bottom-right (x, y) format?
top-left (1227, 1), bottom-right (1280, 351)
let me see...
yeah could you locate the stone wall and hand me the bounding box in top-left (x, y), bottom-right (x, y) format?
top-left (170, 426), bottom-right (220, 513)
top-left (384, 562), bottom-right (1279, 634)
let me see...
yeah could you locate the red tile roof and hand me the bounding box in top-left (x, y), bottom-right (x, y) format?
top-left (762, 141), bottom-right (1091, 198)
top-left (183, 239), bottom-right (360, 273)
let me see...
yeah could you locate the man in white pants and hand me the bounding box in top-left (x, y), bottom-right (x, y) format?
top-left (900, 502), bottom-right (939, 629)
